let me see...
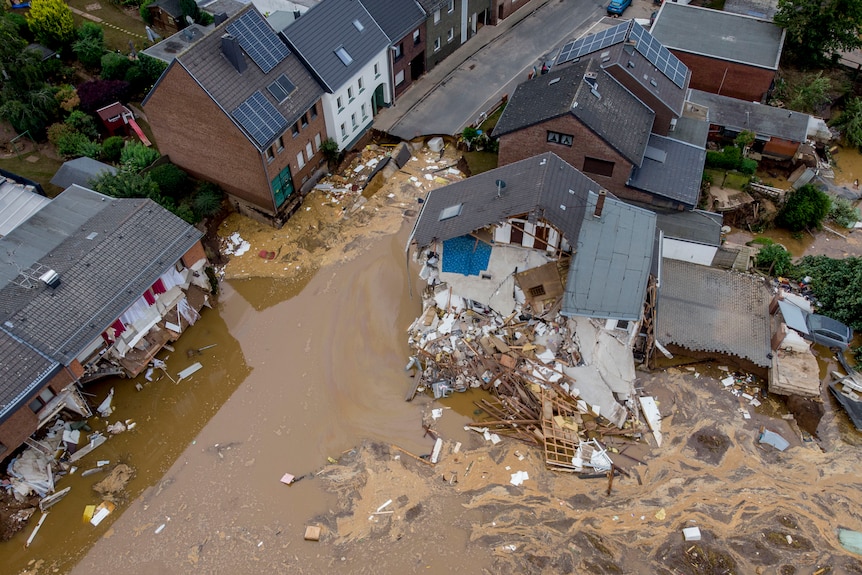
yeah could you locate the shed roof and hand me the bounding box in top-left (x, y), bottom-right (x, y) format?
top-left (359, 0), bottom-right (425, 43)
top-left (0, 185), bottom-right (202, 364)
top-left (627, 134), bottom-right (706, 207)
top-left (280, 0), bottom-right (390, 93)
top-left (651, 2), bottom-right (785, 70)
top-left (658, 258), bottom-right (772, 367)
top-left (493, 59), bottom-right (654, 166)
top-left (409, 152), bottom-right (656, 321)
top-left (50, 157), bottom-right (117, 190)
top-left (150, 5), bottom-right (324, 151)
top-left (686, 89), bottom-right (809, 142)
top-left (655, 209), bottom-right (723, 245)
top-left (0, 177), bottom-right (51, 238)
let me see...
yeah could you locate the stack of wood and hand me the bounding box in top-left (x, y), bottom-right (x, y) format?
top-left (406, 284), bottom-right (646, 472)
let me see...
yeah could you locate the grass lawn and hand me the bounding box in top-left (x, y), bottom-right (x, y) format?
top-left (66, 0), bottom-right (150, 53)
top-left (463, 151), bottom-right (498, 175)
top-left (0, 151), bottom-right (65, 197)
top-left (705, 168), bottom-right (750, 191)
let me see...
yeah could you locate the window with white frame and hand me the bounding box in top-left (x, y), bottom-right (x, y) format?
top-left (413, 29), bottom-right (420, 45)
top-left (358, 77), bottom-right (364, 93)
top-left (306, 141), bottom-right (313, 159)
top-left (314, 132), bottom-right (321, 150)
top-left (296, 151), bottom-right (305, 168)
top-left (374, 63), bottom-right (380, 77)
top-left (434, 37), bottom-right (441, 51)
top-left (337, 96), bottom-right (343, 110)
top-left (277, 136), bottom-right (284, 151)
top-left (340, 123), bottom-right (347, 138)
top-left (395, 70), bottom-right (405, 85)
top-left (434, 9), bottom-right (440, 23)
top-left (351, 113), bottom-right (357, 129)
top-left (447, 0), bottom-right (454, 13)
top-left (361, 103), bottom-right (367, 119)
top-left (266, 146), bottom-right (274, 162)
top-left (447, 27), bottom-right (454, 42)
top-left (347, 86), bottom-right (354, 102)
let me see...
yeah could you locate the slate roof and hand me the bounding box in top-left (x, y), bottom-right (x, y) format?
top-left (50, 157), bottom-right (117, 190)
top-left (0, 185), bottom-right (202, 365)
top-left (145, 5), bottom-right (324, 151)
top-left (686, 89), bottom-right (809, 142)
top-left (0, 177), bottom-right (50, 237)
top-left (360, 0), bottom-right (425, 43)
top-left (651, 3), bottom-right (785, 70)
top-left (0, 329), bottom-right (60, 422)
top-left (627, 134), bottom-right (706, 207)
top-left (280, 0), bottom-right (390, 93)
top-left (655, 209), bottom-right (723, 245)
top-left (409, 152), bottom-right (656, 321)
top-left (670, 115), bottom-right (709, 148)
top-left (493, 59), bottom-right (654, 166)
top-left (658, 258), bottom-right (772, 367)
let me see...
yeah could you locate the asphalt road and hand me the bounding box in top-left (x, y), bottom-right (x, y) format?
top-left (379, 0), bottom-right (609, 139)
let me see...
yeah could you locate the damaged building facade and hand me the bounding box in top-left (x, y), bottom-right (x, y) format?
top-left (0, 185), bottom-right (210, 458)
top-left (405, 152), bottom-right (662, 471)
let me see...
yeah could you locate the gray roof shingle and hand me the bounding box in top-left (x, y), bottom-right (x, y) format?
top-left (627, 134), bottom-right (706, 207)
top-left (0, 185), bottom-right (202, 364)
top-left (651, 3), bottom-right (785, 70)
top-left (686, 89), bottom-right (809, 142)
top-left (655, 209), bottom-right (723, 245)
top-left (360, 0), bottom-right (425, 43)
top-left (148, 5), bottom-right (324, 151)
top-left (658, 258), bottom-right (772, 367)
top-left (0, 328), bottom-right (60, 422)
top-left (493, 59), bottom-right (654, 166)
top-left (281, 0), bottom-right (390, 93)
top-left (409, 152), bottom-right (656, 321)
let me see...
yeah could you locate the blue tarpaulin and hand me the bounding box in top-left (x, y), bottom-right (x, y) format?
top-left (442, 235), bottom-right (491, 276)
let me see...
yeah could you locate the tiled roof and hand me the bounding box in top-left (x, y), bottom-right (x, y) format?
top-left (146, 5), bottom-right (324, 151)
top-left (281, 0), bottom-right (390, 93)
top-left (360, 0), bottom-right (425, 43)
top-left (658, 258), bottom-right (772, 367)
top-left (651, 2), bottom-right (785, 70)
top-left (50, 157), bottom-right (117, 190)
top-left (408, 152), bottom-right (656, 321)
top-left (0, 185), bottom-right (202, 364)
top-left (493, 59), bottom-right (654, 166)
top-left (627, 134), bottom-right (706, 207)
top-left (0, 328), bottom-right (60, 422)
top-left (686, 89), bottom-right (809, 143)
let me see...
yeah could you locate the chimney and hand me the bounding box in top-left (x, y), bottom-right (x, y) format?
top-left (594, 190), bottom-right (607, 219)
top-left (221, 34), bottom-right (247, 73)
top-left (213, 12), bottom-right (228, 26)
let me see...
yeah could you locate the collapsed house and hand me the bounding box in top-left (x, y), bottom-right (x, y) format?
top-left (405, 152), bottom-right (660, 471)
top-left (0, 184), bottom-right (209, 459)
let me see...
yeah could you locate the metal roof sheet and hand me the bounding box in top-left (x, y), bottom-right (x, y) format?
top-left (0, 178), bottom-right (51, 238)
top-left (627, 134), bottom-right (706, 207)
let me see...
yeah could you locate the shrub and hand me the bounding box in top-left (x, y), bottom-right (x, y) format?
top-left (73, 23), bottom-right (104, 69)
top-left (102, 136), bottom-right (125, 163)
top-left (829, 196), bottom-right (861, 228)
top-left (120, 142), bottom-right (160, 171)
top-left (26, 0), bottom-right (75, 47)
top-left (755, 244), bottom-right (793, 276)
top-left (192, 182), bottom-right (223, 220)
top-left (57, 131), bottom-right (101, 159)
top-left (140, 0), bottom-right (155, 25)
top-left (149, 163), bottom-right (189, 198)
top-left (47, 122), bottom-right (75, 146)
top-left (54, 84), bottom-right (79, 111)
top-left (705, 146), bottom-right (742, 170)
top-left (101, 52), bottom-right (132, 81)
top-left (831, 97), bottom-right (862, 150)
top-left (91, 169), bottom-right (160, 199)
top-left (65, 109), bottom-right (100, 139)
top-left (77, 79), bottom-right (130, 112)
top-left (776, 184), bottom-right (831, 232)
top-left (739, 158), bottom-right (757, 175)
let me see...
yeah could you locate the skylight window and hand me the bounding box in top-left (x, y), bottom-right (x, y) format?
top-left (439, 204), bottom-right (463, 221)
top-left (335, 46), bottom-right (353, 66)
top-left (353, 19), bottom-right (364, 32)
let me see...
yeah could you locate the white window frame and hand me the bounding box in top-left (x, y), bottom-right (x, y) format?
top-left (340, 123), bottom-right (347, 139)
top-left (447, 0), bottom-right (454, 13)
top-left (336, 96), bottom-right (343, 111)
top-left (358, 77), bottom-right (364, 93)
top-left (296, 151), bottom-right (305, 169)
top-left (314, 132), bottom-right (321, 150)
top-left (434, 37), bottom-right (441, 52)
top-left (395, 70), bottom-right (405, 86)
top-left (434, 9), bottom-right (440, 24)
top-left (374, 62), bottom-right (380, 78)
top-left (361, 103), bottom-right (368, 120)
top-left (347, 86), bottom-right (354, 103)
top-left (305, 141), bottom-right (313, 159)
top-left (351, 112), bottom-right (358, 129)
top-left (447, 27), bottom-right (454, 42)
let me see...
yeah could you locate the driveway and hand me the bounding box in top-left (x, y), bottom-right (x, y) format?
top-left (375, 0), bottom-right (656, 140)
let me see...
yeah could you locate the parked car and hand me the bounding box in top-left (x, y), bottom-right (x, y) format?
top-left (607, 0), bottom-right (632, 16)
top-left (806, 313), bottom-right (853, 350)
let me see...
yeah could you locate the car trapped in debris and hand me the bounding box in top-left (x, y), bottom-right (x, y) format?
top-left (778, 299), bottom-right (853, 350)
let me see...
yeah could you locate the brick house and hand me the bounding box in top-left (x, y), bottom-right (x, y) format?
top-left (419, 0), bottom-right (492, 71)
top-left (144, 6), bottom-right (328, 226)
top-left (147, 0), bottom-right (183, 35)
top-left (650, 3), bottom-right (785, 102)
top-left (360, 0), bottom-right (427, 100)
top-left (491, 0), bottom-right (531, 24)
top-left (554, 19), bottom-right (691, 136)
top-left (0, 185), bottom-right (209, 459)
top-left (493, 59), bottom-right (706, 211)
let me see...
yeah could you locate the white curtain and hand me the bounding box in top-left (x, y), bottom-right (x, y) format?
top-left (177, 297), bottom-right (200, 326)
top-left (120, 296), bottom-right (151, 325)
top-left (160, 267), bottom-right (186, 290)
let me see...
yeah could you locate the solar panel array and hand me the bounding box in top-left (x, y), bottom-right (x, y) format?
top-left (629, 22), bottom-right (688, 89)
top-left (231, 91), bottom-right (288, 148)
top-left (267, 74), bottom-right (296, 102)
top-left (227, 10), bottom-right (290, 74)
top-left (556, 21), bottom-right (630, 65)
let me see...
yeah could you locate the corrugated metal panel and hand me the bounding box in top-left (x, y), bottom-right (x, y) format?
top-left (0, 179), bottom-right (51, 237)
top-left (778, 300), bottom-right (809, 335)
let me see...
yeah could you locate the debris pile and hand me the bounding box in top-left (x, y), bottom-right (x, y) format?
top-left (717, 369), bottom-right (764, 420)
top-left (407, 283), bottom-right (654, 473)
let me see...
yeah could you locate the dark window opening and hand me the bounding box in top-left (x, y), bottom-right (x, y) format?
top-left (529, 285), bottom-right (546, 297)
top-left (547, 130), bottom-right (573, 147)
top-left (583, 156), bottom-right (615, 177)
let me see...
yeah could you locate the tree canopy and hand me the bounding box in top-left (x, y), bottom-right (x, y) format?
top-left (775, 0), bottom-right (862, 65)
top-left (794, 256), bottom-right (862, 331)
top-left (831, 96), bottom-right (862, 149)
top-left (775, 184), bottom-right (831, 231)
top-left (26, 0), bottom-right (75, 47)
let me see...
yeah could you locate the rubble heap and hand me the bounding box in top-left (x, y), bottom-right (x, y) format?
top-left (407, 283), bottom-right (653, 473)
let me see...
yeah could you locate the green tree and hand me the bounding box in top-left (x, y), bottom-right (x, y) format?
top-left (65, 109), bottom-right (100, 139)
top-left (26, 0), bottom-right (75, 47)
top-left (73, 23), bottom-right (105, 69)
top-left (149, 163), bottom-right (189, 199)
top-left (179, 0), bottom-right (200, 25)
top-left (775, 0), bottom-right (862, 65)
top-left (794, 256), bottom-right (862, 330)
top-left (831, 97), bottom-right (862, 149)
top-left (787, 73), bottom-right (831, 113)
top-left (101, 52), bottom-right (132, 80)
top-left (0, 85), bottom-right (58, 138)
top-left (755, 244), bottom-right (793, 276)
top-left (102, 135), bottom-right (125, 163)
top-left (320, 137), bottom-right (340, 168)
top-left (120, 142), bottom-right (160, 171)
top-left (776, 184), bottom-right (832, 231)
top-left (91, 169), bottom-right (161, 199)
top-left (829, 196), bottom-right (861, 227)
top-left (57, 131), bottom-right (101, 159)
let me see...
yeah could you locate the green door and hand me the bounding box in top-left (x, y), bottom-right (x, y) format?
top-left (271, 164), bottom-right (295, 208)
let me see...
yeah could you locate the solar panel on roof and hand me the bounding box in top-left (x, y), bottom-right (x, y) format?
top-left (267, 74), bottom-right (295, 102)
top-left (231, 91), bottom-right (288, 148)
top-left (227, 10), bottom-right (290, 74)
top-left (629, 22), bottom-right (688, 89)
top-left (556, 21), bottom-right (630, 65)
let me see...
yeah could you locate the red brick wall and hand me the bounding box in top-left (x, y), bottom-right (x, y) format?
top-left (0, 369), bottom-right (76, 458)
top-left (393, 28), bottom-right (426, 99)
top-left (672, 51), bottom-right (775, 102)
top-left (498, 115), bottom-right (633, 196)
top-left (492, 0), bottom-right (531, 23)
top-left (266, 102), bottom-right (329, 193)
top-left (144, 64), bottom-right (274, 213)
top-left (181, 241), bottom-right (207, 268)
